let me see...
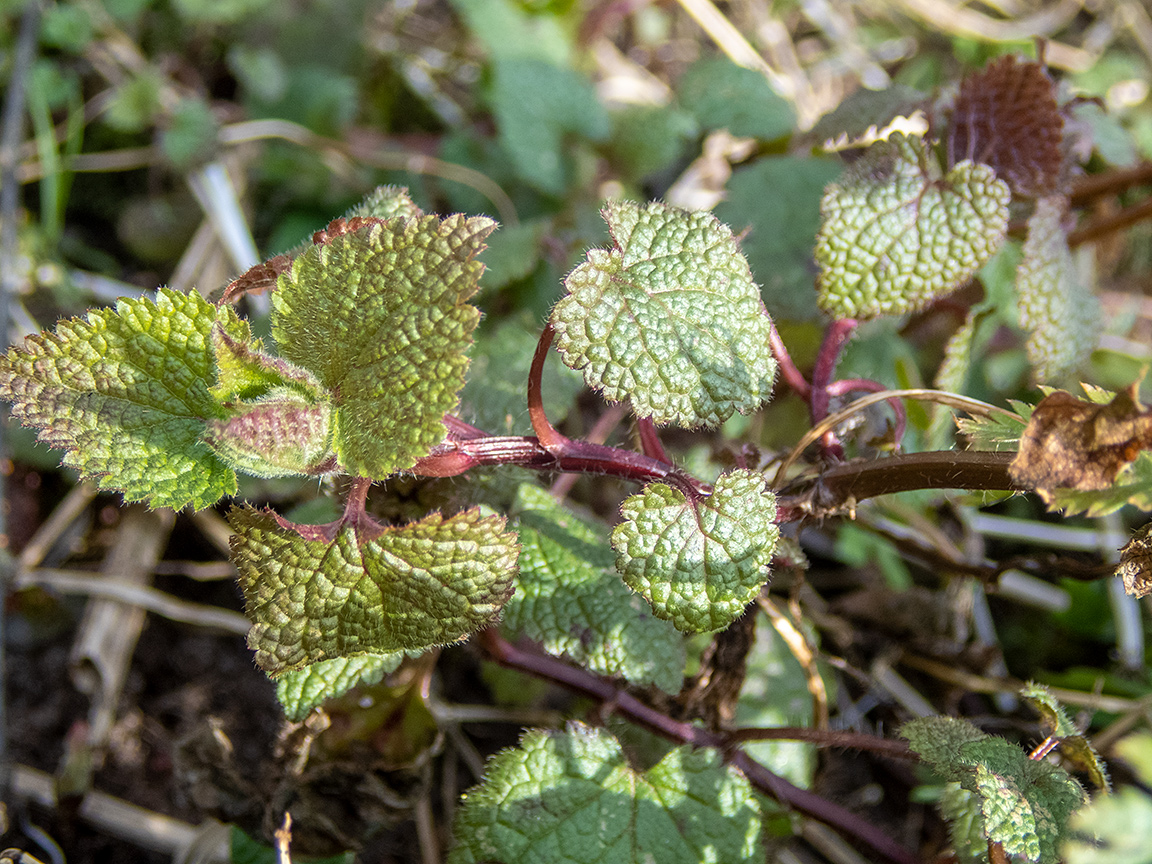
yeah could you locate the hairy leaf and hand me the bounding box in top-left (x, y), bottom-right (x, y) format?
top-left (448, 723), bottom-right (762, 864)
top-left (0, 288), bottom-right (245, 510)
top-left (939, 783), bottom-right (987, 864)
top-left (611, 469), bottom-right (779, 632)
top-left (1016, 196), bottom-right (1101, 383)
top-left (507, 484), bottom-right (685, 693)
top-left (956, 400), bottom-right (1030, 451)
top-left (202, 389), bottom-right (332, 478)
top-left (276, 653), bottom-right (405, 722)
top-left (229, 507), bottom-right (518, 675)
top-left (948, 55), bottom-right (1064, 196)
top-left (815, 134), bottom-right (1010, 319)
top-left (904, 717), bottom-right (1086, 864)
top-left (271, 214), bottom-right (495, 478)
top-left (210, 327), bottom-right (325, 403)
top-left (551, 201), bottom-right (777, 428)
top-left (1021, 683), bottom-right (1109, 791)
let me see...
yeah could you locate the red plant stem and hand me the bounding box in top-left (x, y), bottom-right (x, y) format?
top-left (729, 726), bottom-right (915, 760)
top-left (475, 628), bottom-right (920, 864)
top-left (825, 378), bottom-right (908, 446)
top-left (810, 318), bottom-right (858, 424)
top-left (767, 316), bottom-right (811, 400)
top-left (550, 403), bottom-right (629, 500)
top-left (636, 417), bottom-right (669, 462)
top-left (528, 323), bottom-right (567, 453)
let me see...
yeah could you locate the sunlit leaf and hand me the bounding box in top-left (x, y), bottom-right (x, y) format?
top-left (229, 506), bottom-right (518, 675)
top-left (0, 288), bottom-right (245, 510)
top-left (611, 469), bottom-right (778, 632)
top-left (552, 201), bottom-right (777, 428)
top-left (448, 723), bottom-right (763, 864)
top-left (815, 134), bottom-right (1010, 319)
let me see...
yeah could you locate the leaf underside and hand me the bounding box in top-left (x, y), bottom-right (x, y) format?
top-left (271, 214), bottom-right (495, 478)
top-left (448, 723), bottom-right (763, 864)
top-left (507, 484), bottom-right (685, 693)
top-left (275, 653), bottom-right (405, 722)
top-left (611, 469), bottom-right (779, 633)
top-left (229, 506), bottom-right (519, 676)
top-left (1016, 195), bottom-right (1100, 383)
top-left (551, 200), bottom-right (777, 428)
top-left (815, 134), bottom-right (1010, 319)
top-left (0, 288), bottom-right (244, 510)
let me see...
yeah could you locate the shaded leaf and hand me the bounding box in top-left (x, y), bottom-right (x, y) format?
top-left (448, 723), bottom-right (763, 864)
top-left (815, 134), bottom-right (1010, 319)
top-left (489, 58), bottom-right (610, 195)
top-left (678, 56), bottom-right (794, 140)
top-left (810, 84), bottom-right (928, 148)
top-left (957, 399), bottom-right (1030, 451)
top-left (1009, 387), bottom-right (1152, 504)
top-left (0, 288), bottom-right (244, 510)
top-left (229, 506), bottom-right (518, 675)
top-left (1021, 684), bottom-right (1109, 791)
top-left (276, 654), bottom-right (405, 723)
top-left (939, 782), bottom-right (987, 864)
top-left (507, 484), bottom-right (685, 693)
top-left (948, 55), bottom-right (1064, 196)
top-left (1116, 523), bottom-right (1152, 599)
top-left (714, 156), bottom-right (842, 321)
top-left (1016, 195), bottom-right (1101, 383)
top-left (551, 201), bottom-right (777, 428)
top-left (611, 469), bottom-right (778, 633)
top-left (272, 214), bottom-right (495, 478)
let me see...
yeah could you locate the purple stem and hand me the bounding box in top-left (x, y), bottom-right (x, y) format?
top-left (476, 629), bottom-right (920, 864)
top-left (810, 318), bottom-right (859, 460)
top-left (767, 316), bottom-right (811, 400)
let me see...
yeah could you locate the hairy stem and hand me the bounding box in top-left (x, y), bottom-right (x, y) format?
top-left (636, 417), bottom-right (669, 462)
top-left (810, 318), bottom-right (858, 460)
top-left (475, 628), bottom-right (919, 864)
top-left (528, 323), bottom-right (567, 453)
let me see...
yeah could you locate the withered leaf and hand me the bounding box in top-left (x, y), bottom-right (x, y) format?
top-left (1117, 522), bottom-right (1152, 599)
top-left (947, 55), bottom-right (1065, 196)
top-left (1009, 387), bottom-right (1152, 502)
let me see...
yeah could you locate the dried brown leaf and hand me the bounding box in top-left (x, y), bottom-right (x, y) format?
top-left (948, 55), bottom-right (1064, 197)
top-left (1009, 387), bottom-right (1152, 501)
top-left (1117, 523), bottom-right (1152, 599)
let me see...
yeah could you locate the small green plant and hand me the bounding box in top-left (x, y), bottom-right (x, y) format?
top-left (5, 49), bottom-right (1152, 864)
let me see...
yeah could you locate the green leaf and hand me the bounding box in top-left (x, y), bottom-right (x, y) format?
top-left (490, 58), bottom-right (610, 195)
top-left (448, 723), bottom-right (763, 864)
top-left (0, 288), bottom-right (243, 510)
top-left (611, 469), bottom-right (779, 632)
top-left (1043, 453), bottom-right (1152, 517)
top-left (160, 98), bottom-right (219, 170)
top-left (956, 400), bottom-right (1030, 451)
top-left (507, 484), bottom-right (685, 692)
top-left (677, 56), bottom-right (794, 140)
top-left (901, 716), bottom-right (990, 779)
top-left (201, 389), bottom-right (332, 478)
top-left (271, 215), bottom-right (495, 478)
top-left (276, 653), bottom-right (405, 722)
top-left (815, 134), bottom-right (1010, 319)
top-left (1016, 195), bottom-right (1101, 383)
top-left (809, 84), bottom-right (928, 147)
top-left (209, 326), bottom-right (325, 403)
top-left (714, 156), bottom-right (842, 321)
top-left (551, 201), bottom-right (777, 428)
top-left (939, 782), bottom-right (988, 864)
top-left (462, 316), bottom-right (584, 435)
top-left (609, 104), bottom-right (699, 181)
top-left (903, 717), bottom-right (1086, 864)
top-left (345, 184), bottom-right (424, 222)
top-left (1065, 788), bottom-right (1152, 864)
top-left (229, 506), bottom-right (518, 676)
